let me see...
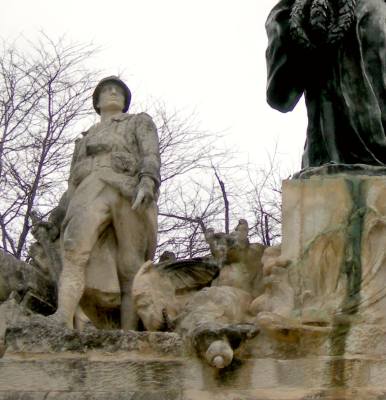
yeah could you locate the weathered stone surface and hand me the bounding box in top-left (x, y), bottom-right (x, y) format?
top-left (4, 350), bottom-right (386, 398)
top-left (0, 359), bottom-right (184, 392)
top-left (0, 392), bottom-right (182, 400)
top-left (0, 297), bottom-right (30, 357)
top-left (281, 177), bottom-right (352, 307)
top-left (4, 315), bottom-right (386, 399)
top-left (243, 173), bottom-right (386, 391)
top-left (4, 316), bottom-right (183, 356)
top-left (255, 175), bottom-right (386, 332)
top-left (250, 245), bottom-right (294, 319)
top-left (184, 389), bottom-right (386, 400)
top-left (3, 389), bottom-right (386, 400)
top-left (7, 174), bottom-right (386, 398)
top-left (0, 251), bottom-right (55, 314)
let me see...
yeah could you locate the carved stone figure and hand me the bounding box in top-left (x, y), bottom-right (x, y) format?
top-left (132, 256), bottom-right (219, 331)
top-left (132, 220), bottom-right (264, 368)
top-left (205, 219), bottom-right (265, 296)
top-left (176, 286), bottom-right (258, 369)
top-left (249, 245), bottom-right (293, 319)
top-left (266, 0), bottom-right (386, 168)
top-left (133, 220), bottom-right (265, 333)
top-left (0, 250), bottom-right (55, 315)
top-left (50, 76), bottom-right (161, 330)
top-left (29, 210), bottom-right (62, 286)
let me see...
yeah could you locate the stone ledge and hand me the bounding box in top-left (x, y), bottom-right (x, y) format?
top-left (184, 389), bottom-right (386, 400)
top-left (4, 317), bottom-right (183, 357)
top-left (1, 388), bottom-right (386, 400)
top-left (0, 391), bottom-right (182, 400)
top-left (3, 355), bottom-right (386, 392)
top-left (0, 359), bottom-right (184, 392)
top-left (292, 163), bottom-right (386, 179)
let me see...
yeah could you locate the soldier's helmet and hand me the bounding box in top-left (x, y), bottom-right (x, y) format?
top-left (93, 76), bottom-right (131, 114)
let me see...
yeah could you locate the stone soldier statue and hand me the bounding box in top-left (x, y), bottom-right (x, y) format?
top-left (266, 0), bottom-right (386, 168)
top-left (51, 76), bottom-right (160, 330)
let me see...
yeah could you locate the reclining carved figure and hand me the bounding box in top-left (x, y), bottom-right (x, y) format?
top-left (133, 220), bottom-right (265, 368)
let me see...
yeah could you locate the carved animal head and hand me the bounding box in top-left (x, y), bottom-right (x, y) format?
top-left (205, 220), bottom-right (249, 266)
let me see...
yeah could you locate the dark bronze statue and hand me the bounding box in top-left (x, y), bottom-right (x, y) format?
top-left (266, 0), bottom-right (386, 168)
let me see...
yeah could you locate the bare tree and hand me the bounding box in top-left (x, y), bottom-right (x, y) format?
top-left (0, 35), bottom-right (284, 263)
top-left (146, 102), bottom-right (285, 258)
top-left (155, 147), bottom-right (285, 258)
top-left (244, 151), bottom-right (285, 246)
top-left (0, 34), bottom-right (98, 258)
top-left (147, 103), bottom-right (230, 259)
top-left (158, 178), bottom-right (226, 258)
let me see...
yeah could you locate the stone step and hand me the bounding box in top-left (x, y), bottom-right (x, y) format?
top-left (3, 355), bottom-right (386, 393)
top-left (4, 319), bottom-right (386, 399)
top-left (1, 388), bottom-right (386, 400)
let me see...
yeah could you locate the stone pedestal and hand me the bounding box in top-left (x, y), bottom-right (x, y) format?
top-left (3, 320), bottom-right (386, 399)
top-left (281, 174), bottom-right (386, 326)
top-left (4, 173), bottom-right (386, 399)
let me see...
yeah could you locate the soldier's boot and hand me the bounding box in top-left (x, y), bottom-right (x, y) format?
top-left (49, 262), bottom-right (86, 329)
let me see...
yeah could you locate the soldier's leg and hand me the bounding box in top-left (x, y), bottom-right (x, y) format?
top-left (113, 198), bottom-right (158, 331)
top-left (54, 185), bottom-right (112, 328)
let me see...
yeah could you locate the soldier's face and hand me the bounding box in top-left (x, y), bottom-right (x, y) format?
top-left (97, 83), bottom-right (125, 113)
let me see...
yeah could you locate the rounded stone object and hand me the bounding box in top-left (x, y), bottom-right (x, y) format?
top-left (205, 339), bottom-right (233, 369)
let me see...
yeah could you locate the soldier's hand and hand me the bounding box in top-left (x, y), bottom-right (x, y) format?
top-left (132, 177), bottom-right (155, 211)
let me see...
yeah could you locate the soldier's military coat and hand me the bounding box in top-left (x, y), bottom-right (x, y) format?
top-left (68, 112), bottom-right (160, 201)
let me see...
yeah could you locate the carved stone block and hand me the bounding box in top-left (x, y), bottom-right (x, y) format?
top-left (282, 174), bottom-right (386, 326)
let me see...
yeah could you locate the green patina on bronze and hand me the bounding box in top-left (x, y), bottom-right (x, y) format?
top-left (290, 225), bottom-right (345, 318)
top-left (329, 178), bottom-right (365, 387)
top-left (341, 179), bottom-right (365, 315)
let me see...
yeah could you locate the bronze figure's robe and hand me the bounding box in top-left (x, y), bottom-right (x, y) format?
top-left (266, 0), bottom-right (386, 167)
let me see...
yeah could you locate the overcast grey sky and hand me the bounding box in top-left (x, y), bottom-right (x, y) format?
top-left (1, 0), bottom-right (307, 172)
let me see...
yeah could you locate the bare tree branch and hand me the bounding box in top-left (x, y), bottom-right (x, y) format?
top-left (0, 33), bottom-right (99, 259)
top-left (212, 165), bottom-right (230, 234)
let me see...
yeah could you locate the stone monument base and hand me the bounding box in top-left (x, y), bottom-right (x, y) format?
top-left (2, 319), bottom-right (386, 399)
top-left (4, 171), bottom-right (386, 399)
